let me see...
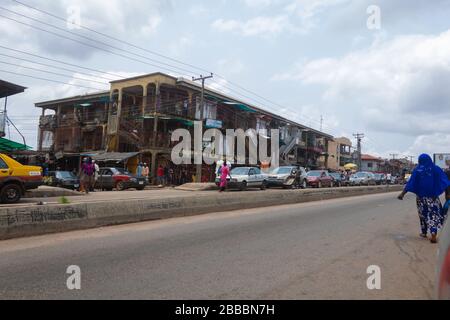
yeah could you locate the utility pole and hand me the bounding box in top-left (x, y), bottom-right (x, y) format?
top-left (192, 73), bottom-right (213, 183)
top-left (353, 133), bottom-right (365, 171)
top-left (390, 153), bottom-right (398, 175)
top-left (320, 115), bottom-right (323, 132)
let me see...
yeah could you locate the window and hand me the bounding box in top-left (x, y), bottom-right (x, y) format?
top-left (368, 163), bottom-right (373, 168)
top-left (254, 168), bottom-right (261, 175)
top-left (0, 158), bottom-right (8, 169)
top-left (195, 98), bottom-right (217, 120)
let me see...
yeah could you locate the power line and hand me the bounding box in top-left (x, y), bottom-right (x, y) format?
top-left (0, 69), bottom-right (107, 91)
top-left (0, 5), bottom-right (198, 76)
top-left (0, 60), bottom-right (110, 85)
top-left (11, 0), bottom-right (212, 74)
top-left (0, 52), bottom-right (118, 81)
top-left (0, 45), bottom-right (122, 79)
top-left (0, 13), bottom-right (194, 78)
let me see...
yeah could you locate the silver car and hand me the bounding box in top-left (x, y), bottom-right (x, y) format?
top-left (349, 172), bottom-right (376, 186)
top-left (216, 167), bottom-right (268, 191)
top-left (268, 166), bottom-right (308, 189)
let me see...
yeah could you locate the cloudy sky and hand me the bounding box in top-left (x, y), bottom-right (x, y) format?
top-left (0, 0), bottom-right (450, 159)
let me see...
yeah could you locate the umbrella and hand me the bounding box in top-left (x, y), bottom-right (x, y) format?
top-left (344, 163), bottom-right (358, 170)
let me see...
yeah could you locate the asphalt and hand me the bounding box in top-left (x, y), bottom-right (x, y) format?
top-left (0, 192), bottom-right (438, 300)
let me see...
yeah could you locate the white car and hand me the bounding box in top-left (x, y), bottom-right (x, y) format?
top-left (216, 167), bottom-right (268, 191)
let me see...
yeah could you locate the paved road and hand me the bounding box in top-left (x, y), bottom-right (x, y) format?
top-left (0, 192), bottom-right (438, 299)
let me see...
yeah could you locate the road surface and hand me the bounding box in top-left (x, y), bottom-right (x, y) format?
top-left (0, 192), bottom-right (438, 299)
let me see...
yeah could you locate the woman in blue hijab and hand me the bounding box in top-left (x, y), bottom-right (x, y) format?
top-left (398, 154), bottom-right (450, 243)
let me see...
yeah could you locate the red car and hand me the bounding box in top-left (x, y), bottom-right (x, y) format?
top-left (306, 170), bottom-right (334, 188)
top-left (95, 167), bottom-right (148, 191)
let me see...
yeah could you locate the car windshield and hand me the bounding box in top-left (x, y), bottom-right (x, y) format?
top-left (56, 171), bottom-right (76, 179)
top-left (355, 173), bottom-right (367, 178)
top-left (231, 167), bottom-right (249, 175)
top-left (330, 173), bottom-right (340, 178)
top-left (272, 167), bottom-right (293, 175)
top-left (113, 168), bottom-right (131, 175)
top-left (307, 171), bottom-right (322, 177)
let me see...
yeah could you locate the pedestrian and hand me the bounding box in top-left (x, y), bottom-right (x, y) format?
top-left (80, 158), bottom-right (95, 195)
top-left (164, 165), bottom-right (169, 185)
top-left (168, 167), bottom-right (174, 186)
top-left (143, 163), bottom-right (149, 182)
top-left (444, 164), bottom-right (450, 216)
top-left (137, 162), bottom-right (143, 177)
top-left (157, 165), bottom-right (165, 186)
top-left (397, 154), bottom-right (450, 243)
top-left (219, 163), bottom-right (230, 192)
top-left (92, 160), bottom-right (100, 192)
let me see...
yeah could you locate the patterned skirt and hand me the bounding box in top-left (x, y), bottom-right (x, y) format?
top-left (416, 197), bottom-right (448, 235)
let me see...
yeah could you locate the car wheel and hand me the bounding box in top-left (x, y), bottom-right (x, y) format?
top-left (240, 181), bottom-right (247, 191)
top-left (116, 181), bottom-right (125, 191)
top-left (137, 186), bottom-right (145, 191)
top-left (1, 184), bottom-right (22, 204)
top-left (260, 180), bottom-right (267, 190)
top-left (302, 179), bottom-right (307, 189)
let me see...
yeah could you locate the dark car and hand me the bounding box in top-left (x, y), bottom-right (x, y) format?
top-left (46, 171), bottom-right (80, 190)
top-left (329, 172), bottom-right (344, 187)
top-left (95, 167), bottom-right (147, 191)
top-left (268, 166), bottom-right (308, 189)
top-left (373, 173), bottom-right (387, 185)
top-left (306, 170), bottom-right (334, 188)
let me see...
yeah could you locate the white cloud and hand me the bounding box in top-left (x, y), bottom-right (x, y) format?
top-left (272, 29), bottom-right (450, 155)
top-left (212, 15), bottom-right (293, 37)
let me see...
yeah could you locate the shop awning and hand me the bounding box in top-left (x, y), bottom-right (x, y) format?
top-left (81, 152), bottom-right (140, 163)
top-left (0, 137), bottom-right (32, 152)
top-left (0, 80), bottom-right (26, 98)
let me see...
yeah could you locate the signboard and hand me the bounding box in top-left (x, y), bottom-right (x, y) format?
top-left (205, 119), bottom-right (223, 129)
top-left (434, 153), bottom-right (450, 169)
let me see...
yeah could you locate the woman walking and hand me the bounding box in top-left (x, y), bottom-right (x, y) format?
top-left (219, 163), bottom-right (230, 192)
top-left (398, 154), bottom-right (450, 243)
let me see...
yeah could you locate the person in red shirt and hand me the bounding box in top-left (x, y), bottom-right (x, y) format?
top-left (157, 165), bottom-right (165, 186)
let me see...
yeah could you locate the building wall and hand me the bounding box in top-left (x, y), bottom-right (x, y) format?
top-left (361, 160), bottom-right (382, 172)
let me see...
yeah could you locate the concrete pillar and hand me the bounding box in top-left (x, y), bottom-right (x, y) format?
top-left (114, 88), bottom-right (123, 152)
top-left (151, 151), bottom-right (158, 182)
top-left (152, 82), bottom-right (160, 148)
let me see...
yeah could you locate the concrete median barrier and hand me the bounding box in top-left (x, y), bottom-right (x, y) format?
top-left (0, 185), bottom-right (403, 240)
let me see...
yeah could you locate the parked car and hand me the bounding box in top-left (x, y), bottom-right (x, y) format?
top-left (216, 167), bottom-right (268, 191)
top-left (0, 153), bottom-right (43, 203)
top-left (387, 175), bottom-right (399, 185)
top-left (95, 167), bottom-right (147, 191)
top-left (349, 172), bottom-right (376, 186)
top-left (268, 166), bottom-right (308, 189)
top-left (373, 173), bottom-right (387, 185)
top-left (306, 170), bottom-right (334, 188)
top-left (46, 171), bottom-right (80, 190)
top-left (437, 213), bottom-right (450, 299)
top-left (329, 172), bottom-right (344, 187)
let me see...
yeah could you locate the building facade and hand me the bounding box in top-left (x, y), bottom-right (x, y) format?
top-left (36, 72), bottom-right (333, 182)
top-left (360, 154), bottom-right (384, 172)
top-left (327, 137), bottom-right (353, 171)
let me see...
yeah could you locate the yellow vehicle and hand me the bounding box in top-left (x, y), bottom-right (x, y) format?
top-left (0, 153), bottom-right (43, 204)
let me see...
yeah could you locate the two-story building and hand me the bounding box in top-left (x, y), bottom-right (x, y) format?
top-left (327, 137), bottom-right (353, 171)
top-left (36, 72), bottom-right (333, 182)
